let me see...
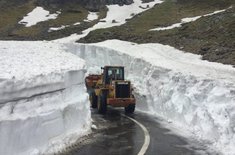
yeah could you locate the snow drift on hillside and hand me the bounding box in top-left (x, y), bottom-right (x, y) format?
top-left (149, 7), bottom-right (231, 31)
top-left (65, 40), bottom-right (235, 155)
top-left (0, 41), bottom-right (91, 155)
top-left (48, 25), bottom-right (70, 32)
top-left (84, 12), bottom-right (99, 22)
top-left (55, 0), bottom-right (163, 43)
top-left (19, 7), bottom-right (60, 27)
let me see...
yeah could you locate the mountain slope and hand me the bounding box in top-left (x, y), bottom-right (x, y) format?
top-left (79, 0), bottom-right (235, 66)
top-left (0, 0), bottom-right (234, 65)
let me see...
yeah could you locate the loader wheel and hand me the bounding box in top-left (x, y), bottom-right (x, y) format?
top-left (98, 93), bottom-right (107, 114)
top-left (125, 104), bottom-right (135, 114)
top-left (90, 90), bottom-right (97, 108)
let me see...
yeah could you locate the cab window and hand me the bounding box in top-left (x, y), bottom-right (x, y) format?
top-left (106, 67), bottom-right (124, 83)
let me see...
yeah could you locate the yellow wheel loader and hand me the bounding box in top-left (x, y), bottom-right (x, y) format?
top-left (85, 66), bottom-right (136, 114)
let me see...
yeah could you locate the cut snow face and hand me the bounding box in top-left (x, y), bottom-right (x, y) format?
top-left (54, 0), bottom-right (163, 43)
top-left (92, 40), bottom-right (235, 82)
top-left (65, 40), bottom-right (235, 155)
top-left (19, 7), bottom-right (60, 27)
top-left (0, 41), bottom-right (91, 155)
top-left (149, 7), bottom-right (230, 31)
top-left (84, 12), bottom-right (99, 22)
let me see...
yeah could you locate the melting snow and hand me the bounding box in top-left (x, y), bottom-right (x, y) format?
top-left (48, 25), bottom-right (70, 32)
top-left (54, 0), bottom-right (163, 43)
top-left (73, 22), bottom-right (81, 26)
top-left (84, 12), bottom-right (99, 22)
top-left (149, 7), bottom-right (230, 31)
top-left (19, 7), bottom-right (60, 27)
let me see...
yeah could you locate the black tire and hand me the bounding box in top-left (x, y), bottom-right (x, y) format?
top-left (89, 90), bottom-right (97, 108)
top-left (125, 104), bottom-right (135, 114)
top-left (98, 92), bottom-right (107, 114)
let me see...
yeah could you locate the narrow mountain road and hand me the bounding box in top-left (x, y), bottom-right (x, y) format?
top-left (68, 108), bottom-right (217, 155)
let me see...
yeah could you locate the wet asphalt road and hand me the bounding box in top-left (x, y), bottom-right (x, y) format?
top-left (68, 108), bottom-right (216, 155)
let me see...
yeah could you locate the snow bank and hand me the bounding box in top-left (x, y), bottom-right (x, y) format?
top-left (149, 7), bottom-right (230, 31)
top-left (0, 41), bottom-right (91, 155)
top-left (54, 0), bottom-right (163, 43)
top-left (65, 40), bottom-right (235, 155)
top-left (19, 7), bottom-right (60, 27)
top-left (84, 12), bottom-right (99, 22)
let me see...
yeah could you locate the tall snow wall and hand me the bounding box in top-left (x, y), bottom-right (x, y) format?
top-left (65, 40), bottom-right (235, 155)
top-left (0, 41), bottom-right (91, 155)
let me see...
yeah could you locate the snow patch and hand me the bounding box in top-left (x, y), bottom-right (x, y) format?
top-left (65, 40), bottom-right (235, 155)
top-left (149, 7), bottom-right (230, 31)
top-left (84, 12), bottom-right (99, 22)
top-left (48, 22), bottom-right (81, 32)
top-left (48, 25), bottom-right (70, 32)
top-left (54, 0), bottom-right (163, 43)
top-left (19, 7), bottom-right (60, 27)
top-left (73, 22), bottom-right (81, 26)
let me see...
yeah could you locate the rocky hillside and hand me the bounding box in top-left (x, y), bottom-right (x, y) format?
top-left (36, 0), bottom-right (133, 11)
top-left (0, 0), bottom-right (28, 8)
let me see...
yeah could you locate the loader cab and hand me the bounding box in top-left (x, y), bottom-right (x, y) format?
top-left (102, 66), bottom-right (124, 84)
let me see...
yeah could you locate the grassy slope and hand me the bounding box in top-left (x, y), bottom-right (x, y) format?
top-left (0, 0), bottom-right (107, 40)
top-left (0, 0), bottom-right (36, 37)
top-left (79, 0), bottom-right (235, 66)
